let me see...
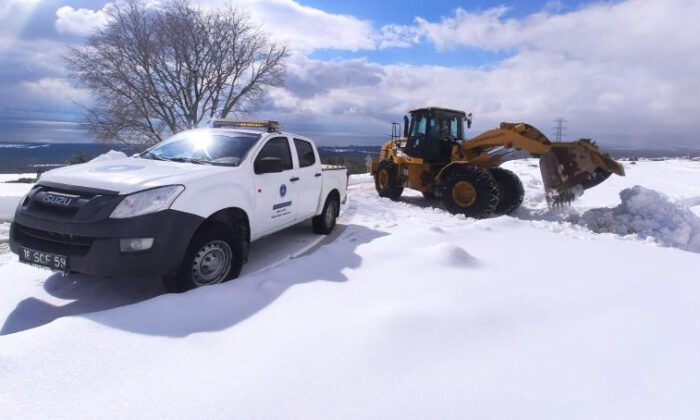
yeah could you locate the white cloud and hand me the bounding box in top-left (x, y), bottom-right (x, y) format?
top-left (20, 77), bottom-right (91, 104)
top-left (0, 0), bottom-right (42, 49)
top-left (52, 0), bottom-right (393, 51)
top-left (55, 4), bottom-right (111, 36)
top-left (237, 0), bottom-right (376, 52)
top-left (29, 0), bottom-right (700, 147)
top-left (256, 0), bottom-right (700, 146)
top-left (264, 40), bottom-right (700, 147)
top-left (411, 0), bottom-right (700, 65)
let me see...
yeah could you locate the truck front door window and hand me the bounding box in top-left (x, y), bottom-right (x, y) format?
top-left (254, 137), bottom-right (293, 173)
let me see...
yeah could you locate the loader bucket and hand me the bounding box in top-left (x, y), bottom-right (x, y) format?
top-left (539, 142), bottom-right (624, 206)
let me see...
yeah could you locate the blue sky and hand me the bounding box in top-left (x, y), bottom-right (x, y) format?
top-left (0, 0), bottom-right (698, 147)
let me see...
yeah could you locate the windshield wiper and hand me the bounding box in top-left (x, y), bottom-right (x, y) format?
top-left (143, 153), bottom-right (172, 162)
top-left (169, 157), bottom-right (211, 165)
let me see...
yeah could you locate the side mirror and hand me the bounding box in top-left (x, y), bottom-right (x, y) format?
top-left (403, 115), bottom-right (409, 137)
top-left (255, 156), bottom-right (284, 174)
top-left (466, 113), bottom-right (473, 129)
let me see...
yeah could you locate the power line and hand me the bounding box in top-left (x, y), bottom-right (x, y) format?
top-left (553, 117), bottom-right (567, 141)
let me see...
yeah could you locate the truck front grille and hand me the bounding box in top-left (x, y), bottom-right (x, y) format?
top-left (13, 224), bottom-right (93, 256)
top-left (23, 183), bottom-right (119, 222)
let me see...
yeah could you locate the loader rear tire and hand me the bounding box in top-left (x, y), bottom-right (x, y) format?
top-left (490, 167), bottom-right (524, 215)
top-left (442, 166), bottom-right (499, 218)
top-left (375, 159), bottom-right (403, 201)
top-left (422, 191), bottom-right (438, 200)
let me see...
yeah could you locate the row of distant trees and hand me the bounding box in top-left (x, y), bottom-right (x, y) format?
top-left (67, 0), bottom-right (287, 146)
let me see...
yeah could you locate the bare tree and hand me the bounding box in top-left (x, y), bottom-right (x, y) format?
top-left (66, 0), bottom-right (287, 146)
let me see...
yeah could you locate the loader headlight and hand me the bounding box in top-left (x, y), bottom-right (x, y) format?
top-left (110, 185), bottom-right (184, 219)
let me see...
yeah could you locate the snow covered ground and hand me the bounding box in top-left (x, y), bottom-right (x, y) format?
top-left (1, 159), bottom-right (700, 419)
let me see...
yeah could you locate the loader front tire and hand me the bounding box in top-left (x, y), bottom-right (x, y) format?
top-left (490, 167), bottom-right (524, 215)
top-left (375, 160), bottom-right (403, 201)
top-left (442, 166), bottom-right (499, 218)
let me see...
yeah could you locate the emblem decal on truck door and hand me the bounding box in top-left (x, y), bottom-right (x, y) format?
top-left (279, 184), bottom-right (287, 197)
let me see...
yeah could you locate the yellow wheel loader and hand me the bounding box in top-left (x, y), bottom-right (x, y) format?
top-left (370, 107), bottom-right (625, 218)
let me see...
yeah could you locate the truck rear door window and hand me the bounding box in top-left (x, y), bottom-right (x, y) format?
top-left (294, 139), bottom-right (316, 168)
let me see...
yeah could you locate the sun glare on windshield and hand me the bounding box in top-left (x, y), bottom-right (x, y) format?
top-left (189, 130), bottom-right (213, 153)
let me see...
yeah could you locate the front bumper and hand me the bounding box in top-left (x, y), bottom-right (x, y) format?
top-left (10, 209), bottom-right (203, 277)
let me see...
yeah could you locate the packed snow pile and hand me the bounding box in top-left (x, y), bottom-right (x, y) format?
top-left (0, 183), bottom-right (32, 222)
top-left (580, 186), bottom-right (700, 253)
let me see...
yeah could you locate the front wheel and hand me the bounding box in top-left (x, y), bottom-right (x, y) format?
top-left (442, 166), bottom-right (499, 218)
top-left (164, 223), bottom-right (244, 292)
top-left (374, 159), bottom-right (403, 200)
top-left (312, 194), bottom-right (339, 234)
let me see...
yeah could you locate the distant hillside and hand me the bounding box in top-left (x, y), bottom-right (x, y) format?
top-left (1, 142), bottom-right (698, 174)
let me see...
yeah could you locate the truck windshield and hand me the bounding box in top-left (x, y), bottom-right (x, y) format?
top-left (141, 131), bottom-right (258, 166)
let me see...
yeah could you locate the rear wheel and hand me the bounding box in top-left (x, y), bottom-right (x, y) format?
top-left (490, 167), bottom-right (524, 215)
top-left (312, 194), bottom-right (339, 234)
top-left (374, 159), bottom-right (403, 200)
top-left (164, 223), bottom-right (244, 292)
top-left (442, 166), bottom-right (499, 218)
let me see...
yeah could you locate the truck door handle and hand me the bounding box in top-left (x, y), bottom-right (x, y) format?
top-left (314, 173), bottom-right (322, 177)
top-left (290, 177), bottom-right (300, 182)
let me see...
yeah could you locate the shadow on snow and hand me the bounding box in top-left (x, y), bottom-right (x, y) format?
top-left (1, 223), bottom-right (386, 337)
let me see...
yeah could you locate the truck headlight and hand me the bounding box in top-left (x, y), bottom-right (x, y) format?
top-left (110, 185), bottom-right (184, 219)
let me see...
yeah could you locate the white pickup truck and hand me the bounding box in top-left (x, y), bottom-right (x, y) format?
top-left (10, 120), bottom-right (347, 291)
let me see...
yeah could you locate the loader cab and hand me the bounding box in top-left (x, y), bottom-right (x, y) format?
top-left (404, 107), bottom-right (468, 162)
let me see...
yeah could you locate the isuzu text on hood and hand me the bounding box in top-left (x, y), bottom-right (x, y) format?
top-left (10, 120), bottom-right (348, 291)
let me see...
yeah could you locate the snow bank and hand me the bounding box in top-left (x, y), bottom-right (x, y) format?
top-left (2, 160), bottom-right (700, 419)
top-left (348, 172), bottom-right (373, 185)
top-left (0, 184), bottom-right (32, 222)
top-left (580, 186), bottom-right (700, 253)
top-left (0, 173), bottom-right (36, 183)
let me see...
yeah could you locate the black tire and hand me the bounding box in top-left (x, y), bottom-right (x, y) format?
top-left (164, 223), bottom-right (244, 292)
top-left (422, 191), bottom-right (439, 200)
top-left (312, 194), bottom-right (339, 234)
top-left (490, 167), bottom-right (524, 215)
top-left (374, 159), bottom-right (403, 200)
top-left (442, 166), bottom-right (499, 218)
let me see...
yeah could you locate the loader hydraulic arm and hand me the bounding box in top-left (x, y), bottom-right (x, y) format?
top-left (461, 123), bottom-right (552, 156)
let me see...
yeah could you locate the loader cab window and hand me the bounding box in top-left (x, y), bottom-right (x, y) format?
top-left (432, 114), bottom-right (463, 140)
top-left (409, 115), bottom-right (436, 137)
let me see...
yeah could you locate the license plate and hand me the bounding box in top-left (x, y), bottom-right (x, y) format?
top-left (19, 247), bottom-right (68, 272)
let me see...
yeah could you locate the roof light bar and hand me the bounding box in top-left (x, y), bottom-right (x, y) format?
top-left (211, 119), bottom-right (281, 132)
